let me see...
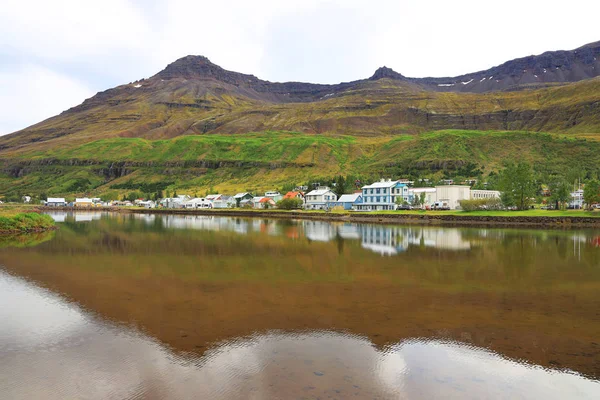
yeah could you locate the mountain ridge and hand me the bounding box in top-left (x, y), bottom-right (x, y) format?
top-left (1, 40), bottom-right (600, 198)
top-left (147, 39), bottom-right (600, 95)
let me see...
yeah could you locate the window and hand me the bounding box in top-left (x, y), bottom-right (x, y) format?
top-left (376, 188), bottom-right (380, 194)
top-left (383, 188), bottom-right (387, 194)
top-left (370, 189), bottom-right (374, 194)
top-left (376, 196), bottom-right (380, 202)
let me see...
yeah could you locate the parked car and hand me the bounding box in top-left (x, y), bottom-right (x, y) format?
top-left (396, 204), bottom-right (412, 210)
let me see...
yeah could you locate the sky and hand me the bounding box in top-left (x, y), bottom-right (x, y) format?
top-left (1, 0), bottom-right (599, 135)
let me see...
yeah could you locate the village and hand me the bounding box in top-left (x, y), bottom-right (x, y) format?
top-left (37, 178), bottom-right (593, 211)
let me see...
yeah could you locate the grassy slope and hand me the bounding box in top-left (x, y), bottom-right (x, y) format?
top-left (1, 129), bottom-right (600, 198)
top-left (1, 77), bottom-right (599, 198)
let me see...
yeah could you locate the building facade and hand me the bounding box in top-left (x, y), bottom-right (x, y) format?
top-left (434, 185), bottom-right (471, 210)
top-left (471, 190), bottom-right (501, 200)
top-left (46, 197), bottom-right (67, 207)
top-left (335, 193), bottom-right (363, 210)
top-left (408, 188), bottom-right (437, 208)
top-left (356, 179), bottom-right (409, 211)
top-left (305, 187), bottom-right (337, 210)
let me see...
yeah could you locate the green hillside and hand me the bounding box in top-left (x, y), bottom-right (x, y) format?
top-left (1, 58), bottom-right (599, 199)
top-left (1, 129), bottom-right (599, 199)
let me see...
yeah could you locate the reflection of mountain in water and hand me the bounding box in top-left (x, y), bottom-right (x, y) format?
top-left (130, 214), bottom-right (474, 255)
top-left (1, 271), bottom-right (598, 400)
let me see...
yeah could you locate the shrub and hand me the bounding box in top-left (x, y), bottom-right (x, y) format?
top-left (276, 198), bottom-right (303, 210)
top-left (0, 213), bottom-right (55, 232)
top-left (459, 198), bottom-right (503, 211)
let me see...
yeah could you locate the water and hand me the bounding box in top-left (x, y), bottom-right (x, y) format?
top-left (1, 213), bottom-right (599, 399)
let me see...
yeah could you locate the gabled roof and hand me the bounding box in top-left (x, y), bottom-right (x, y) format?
top-left (75, 198), bottom-right (93, 203)
top-left (306, 188), bottom-right (335, 196)
top-left (362, 180), bottom-right (405, 189)
top-left (337, 193), bottom-right (362, 203)
top-left (234, 192), bottom-right (251, 198)
top-left (284, 191), bottom-right (304, 199)
top-left (259, 197), bottom-right (275, 203)
top-left (205, 194), bottom-right (221, 200)
top-left (47, 197), bottom-right (66, 203)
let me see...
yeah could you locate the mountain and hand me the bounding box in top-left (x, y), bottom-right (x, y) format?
top-left (1, 41), bottom-right (600, 199)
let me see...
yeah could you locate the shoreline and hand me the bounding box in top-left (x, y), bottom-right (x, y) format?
top-left (110, 208), bottom-right (600, 229)
top-left (0, 208), bottom-right (58, 235)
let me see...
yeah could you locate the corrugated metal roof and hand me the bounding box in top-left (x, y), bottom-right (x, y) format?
top-left (337, 193), bottom-right (362, 203)
top-left (362, 180), bottom-right (405, 189)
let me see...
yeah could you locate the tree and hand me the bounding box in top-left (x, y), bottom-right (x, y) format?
top-left (127, 192), bottom-right (140, 202)
top-left (583, 180), bottom-right (600, 210)
top-left (395, 196), bottom-right (409, 206)
top-left (498, 162), bottom-right (537, 210)
top-left (411, 194), bottom-right (421, 208)
top-left (333, 175), bottom-right (347, 198)
top-left (276, 198), bottom-right (303, 210)
top-left (419, 192), bottom-right (426, 207)
top-left (549, 179), bottom-right (570, 210)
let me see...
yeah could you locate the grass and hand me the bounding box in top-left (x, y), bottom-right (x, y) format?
top-left (0, 206), bottom-right (55, 233)
top-left (2, 129), bottom-right (600, 199)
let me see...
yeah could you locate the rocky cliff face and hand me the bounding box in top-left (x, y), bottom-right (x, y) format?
top-left (151, 40), bottom-right (600, 97)
top-left (412, 41), bottom-right (600, 93)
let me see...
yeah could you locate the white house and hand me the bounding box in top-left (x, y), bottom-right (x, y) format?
top-left (356, 179), bottom-right (409, 211)
top-left (183, 198), bottom-right (213, 209)
top-left (408, 187), bottom-right (437, 208)
top-left (45, 197), bottom-right (67, 207)
top-left (471, 190), bottom-right (501, 200)
top-left (233, 192), bottom-right (253, 207)
top-left (304, 186), bottom-right (337, 210)
top-left (74, 198), bottom-right (93, 207)
top-left (264, 191), bottom-right (283, 203)
top-left (252, 196), bottom-right (266, 208)
top-left (570, 189), bottom-right (584, 209)
top-left (256, 197), bottom-right (277, 209)
top-left (138, 200), bottom-right (156, 208)
top-left (435, 185), bottom-right (471, 210)
top-left (211, 195), bottom-right (235, 209)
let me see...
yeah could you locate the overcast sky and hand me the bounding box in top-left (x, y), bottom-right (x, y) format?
top-left (1, 0), bottom-right (599, 135)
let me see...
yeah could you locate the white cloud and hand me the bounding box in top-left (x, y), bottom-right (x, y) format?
top-left (1, 0), bottom-right (599, 134)
top-left (0, 65), bottom-right (93, 134)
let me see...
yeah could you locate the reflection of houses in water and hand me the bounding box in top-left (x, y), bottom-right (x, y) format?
top-left (46, 212), bottom-right (105, 223)
top-left (337, 224), bottom-right (361, 240)
top-left (357, 226), bottom-right (471, 255)
top-left (359, 225), bottom-right (410, 256)
top-left (302, 221), bottom-right (338, 242)
top-left (408, 228), bottom-right (471, 251)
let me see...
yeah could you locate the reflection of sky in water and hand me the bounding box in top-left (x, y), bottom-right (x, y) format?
top-left (135, 213), bottom-right (596, 255)
top-left (43, 211), bottom-right (600, 258)
top-left (1, 271), bottom-right (598, 399)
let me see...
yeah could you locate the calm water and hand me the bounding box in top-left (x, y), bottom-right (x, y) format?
top-left (1, 212), bottom-right (599, 399)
